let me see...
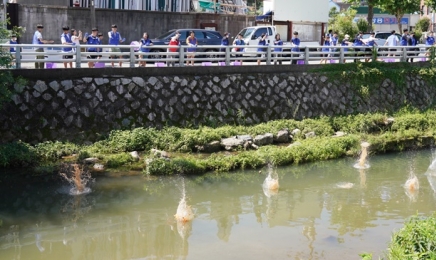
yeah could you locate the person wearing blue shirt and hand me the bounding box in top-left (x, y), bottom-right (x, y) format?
top-left (365, 32), bottom-right (377, 62)
top-left (407, 31), bottom-right (418, 62)
top-left (83, 27), bottom-right (100, 68)
top-left (61, 26), bottom-right (74, 68)
top-left (273, 33), bottom-right (283, 65)
top-left (32, 24), bottom-right (54, 69)
top-left (257, 33), bottom-right (267, 65)
top-left (233, 33), bottom-right (245, 65)
top-left (341, 34), bottom-right (351, 63)
top-left (138, 32), bottom-right (153, 67)
top-left (108, 24), bottom-right (125, 67)
top-left (353, 31), bottom-right (365, 62)
top-left (8, 35), bottom-right (17, 68)
top-left (220, 32), bottom-right (230, 62)
top-left (320, 35), bottom-right (331, 64)
top-left (425, 31), bottom-right (435, 59)
top-left (291, 31), bottom-right (300, 64)
top-left (401, 29), bottom-right (409, 46)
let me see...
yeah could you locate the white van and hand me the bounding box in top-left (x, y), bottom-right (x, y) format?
top-left (236, 26), bottom-right (277, 56)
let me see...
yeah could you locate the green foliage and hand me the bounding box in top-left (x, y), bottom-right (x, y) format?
top-left (328, 8), bottom-right (359, 40)
top-left (0, 141), bottom-right (38, 168)
top-left (377, 0), bottom-right (420, 32)
top-left (105, 153), bottom-right (135, 168)
top-left (386, 214), bottom-right (436, 259)
top-left (34, 141), bottom-right (80, 162)
top-left (356, 18), bottom-right (370, 33)
top-left (415, 17), bottom-right (431, 33)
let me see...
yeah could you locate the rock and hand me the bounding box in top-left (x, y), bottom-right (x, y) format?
top-left (221, 137), bottom-right (245, 151)
top-left (251, 143), bottom-right (259, 150)
top-left (287, 141), bottom-right (302, 148)
top-left (385, 117), bottom-right (395, 125)
top-left (150, 148), bottom-right (170, 158)
top-left (130, 151), bottom-right (140, 161)
top-left (274, 129), bottom-right (289, 143)
top-left (333, 131), bottom-right (346, 137)
top-left (196, 140), bottom-right (221, 153)
top-left (84, 157), bottom-right (99, 164)
top-left (253, 133), bottom-right (274, 146)
top-left (236, 135), bottom-right (253, 142)
top-left (291, 129), bottom-right (301, 136)
top-left (305, 131), bottom-right (316, 139)
top-left (93, 163), bottom-right (105, 171)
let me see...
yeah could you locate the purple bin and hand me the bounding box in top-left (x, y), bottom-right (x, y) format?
top-left (297, 60), bottom-right (304, 65)
top-left (94, 62), bottom-right (105, 68)
top-left (155, 62), bottom-right (166, 67)
top-left (202, 62), bottom-right (212, 66)
top-left (218, 62), bottom-right (226, 66)
top-left (46, 62), bottom-right (55, 69)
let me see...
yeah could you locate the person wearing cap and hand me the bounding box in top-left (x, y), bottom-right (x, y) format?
top-left (83, 27), bottom-right (99, 68)
top-left (167, 31), bottom-right (180, 67)
top-left (108, 24), bottom-right (124, 67)
top-left (407, 31), bottom-right (418, 62)
top-left (61, 26), bottom-right (74, 68)
top-left (32, 24), bottom-right (54, 69)
top-left (341, 34), bottom-right (352, 63)
top-left (291, 31), bottom-right (300, 64)
top-left (384, 30), bottom-right (399, 57)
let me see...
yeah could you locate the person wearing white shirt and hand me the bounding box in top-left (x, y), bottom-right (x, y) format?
top-left (32, 24), bottom-right (54, 69)
top-left (384, 30), bottom-right (399, 57)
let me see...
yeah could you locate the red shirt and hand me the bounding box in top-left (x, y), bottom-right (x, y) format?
top-left (169, 38), bottom-right (179, 52)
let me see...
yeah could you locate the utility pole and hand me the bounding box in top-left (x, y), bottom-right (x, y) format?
top-left (1, 0), bottom-right (6, 29)
top-left (90, 0), bottom-right (96, 29)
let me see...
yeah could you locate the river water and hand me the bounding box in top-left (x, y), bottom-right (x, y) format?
top-left (1, 150), bottom-right (436, 260)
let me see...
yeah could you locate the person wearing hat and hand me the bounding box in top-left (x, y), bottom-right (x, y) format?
top-left (32, 24), bottom-right (54, 69)
top-left (108, 24), bottom-right (125, 67)
top-left (384, 30), bottom-right (399, 57)
top-left (61, 26), bottom-right (74, 68)
top-left (341, 34), bottom-right (352, 63)
top-left (407, 31), bottom-right (418, 62)
top-left (83, 27), bottom-right (100, 68)
top-left (291, 31), bottom-right (300, 64)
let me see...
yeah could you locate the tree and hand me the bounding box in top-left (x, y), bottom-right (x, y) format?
top-left (344, 0), bottom-right (381, 32)
top-left (377, 0), bottom-right (420, 33)
top-left (328, 8), bottom-right (359, 40)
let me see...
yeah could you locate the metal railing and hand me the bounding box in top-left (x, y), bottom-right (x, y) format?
top-left (0, 43), bottom-right (431, 69)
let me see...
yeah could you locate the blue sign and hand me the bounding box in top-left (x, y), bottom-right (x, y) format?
top-left (354, 17), bottom-right (408, 25)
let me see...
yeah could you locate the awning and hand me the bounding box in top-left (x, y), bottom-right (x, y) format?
top-left (256, 10), bottom-right (273, 21)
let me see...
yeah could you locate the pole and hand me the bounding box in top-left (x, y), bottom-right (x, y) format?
top-left (90, 0), bottom-right (96, 29)
top-left (2, 0), bottom-right (6, 29)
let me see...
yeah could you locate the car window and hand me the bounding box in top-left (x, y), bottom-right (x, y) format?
top-left (205, 31), bottom-right (221, 39)
top-left (376, 33), bottom-right (389, 40)
top-left (238, 28), bottom-right (255, 39)
top-left (156, 31), bottom-right (175, 40)
top-left (253, 28), bottom-right (267, 39)
top-left (268, 27), bottom-right (273, 36)
top-left (179, 30), bottom-right (188, 42)
top-left (194, 31), bottom-right (204, 40)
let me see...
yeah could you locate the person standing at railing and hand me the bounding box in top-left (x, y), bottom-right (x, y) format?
top-left (425, 31), bottom-right (435, 59)
top-left (32, 24), bottom-right (54, 69)
top-left (407, 31), bottom-right (418, 63)
top-left (167, 31), bottom-right (180, 67)
top-left (273, 33), bottom-right (283, 65)
top-left (220, 32), bottom-right (230, 62)
top-left (61, 26), bottom-right (74, 68)
top-left (341, 34), bottom-right (352, 63)
top-left (290, 31), bottom-right (300, 65)
top-left (319, 35), bottom-right (331, 64)
top-left (233, 33), bottom-right (245, 65)
top-left (138, 32), bottom-right (153, 67)
top-left (97, 32), bottom-right (104, 59)
top-left (83, 28), bottom-right (99, 68)
top-left (8, 35), bottom-right (17, 68)
top-left (401, 29), bottom-right (409, 47)
top-left (256, 33), bottom-right (267, 65)
top-left (186, 31), bottom-right (197, 66)
top-left (364, 32), bottom-right (377, 62)
top-left (353, 32), bottom-right (365, 62)
top-left (108, 24), bottom-right (125, 68)
top-left (384, 30), bottom-right (399, 57)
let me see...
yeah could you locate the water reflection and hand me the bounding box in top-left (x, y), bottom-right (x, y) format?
top-left (1, 151), bottom-right (436, 259)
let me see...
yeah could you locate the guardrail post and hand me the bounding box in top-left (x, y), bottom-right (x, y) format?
top-left (266, 45), bottom-right (271, 65)
top-left (15, 47), bottom-right (21, 69)
top-left (225, 46), bottom-right (230, 66)
top-left (130, 47), bottom-right (135, 68)
top-left (304, 47), bottom-right (309, 64)
top-left (179, 46), bottom-right (185, 67)
top-left (402, 47), bottom-right (407, 62)
top-left (75, 47), bottom-right (81, 68)
top-left (339, 47), bottom-right (344, 64)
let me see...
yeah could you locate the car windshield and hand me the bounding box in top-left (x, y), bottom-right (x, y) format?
top-left (155, 31), bottom-right (175, 40)
top-left (238, 28), bottom-right (255, 38)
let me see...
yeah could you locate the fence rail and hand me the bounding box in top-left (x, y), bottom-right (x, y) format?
top-left (0, 43), bottom-right (431, 69)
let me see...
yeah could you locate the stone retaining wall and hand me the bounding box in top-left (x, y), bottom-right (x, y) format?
top-left (1, 65), bottom-right (434, 143)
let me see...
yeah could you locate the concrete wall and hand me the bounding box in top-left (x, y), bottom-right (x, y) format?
top-left (1, 64), bottom-right (434, 144)
top-left (18, 4), bottom-right (255, 44)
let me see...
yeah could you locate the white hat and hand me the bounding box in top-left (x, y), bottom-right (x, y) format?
top-left (344, 34), bottom-right (350, 39)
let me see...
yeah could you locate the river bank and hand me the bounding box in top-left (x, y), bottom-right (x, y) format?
top-left (1, 109), bottom-right (436, 177)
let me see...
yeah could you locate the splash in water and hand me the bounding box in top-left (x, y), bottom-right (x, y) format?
top-left (404, 161), bottom-right (419, 201)
top-left (60, 163), bottom-right (92, 195)
top-left (174, 178), bottom-right (194, 223)
top-left (354, 142), bottom-right (370, 169)
top-left (336, 182), bottom-right (354, 189)
top-left (263, 163), bottom-right (279, 197)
